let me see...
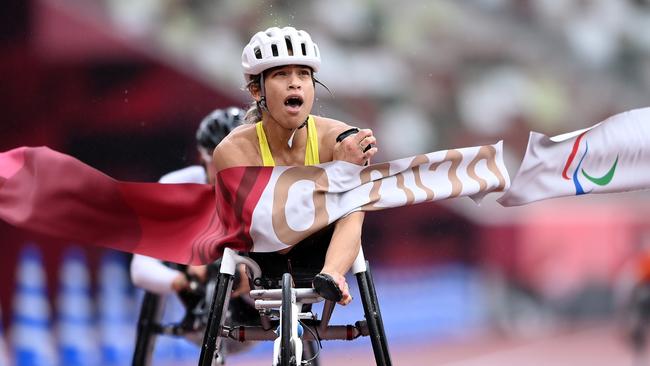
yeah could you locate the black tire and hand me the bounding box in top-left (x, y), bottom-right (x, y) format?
top-left (132, 292), bottom-right (164, 366)
top-left (280, 273), bottom-right (295, 366)
top-left (356, 261), bottom-right (392, 366)
top-left (302, 340), bottom-right (320, 366)
top-left (365, 262), bottom-right (390, 362)
top-left (198, 273), bottom-right (233, 366)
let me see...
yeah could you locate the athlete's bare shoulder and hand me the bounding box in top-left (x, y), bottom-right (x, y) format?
top-left (313, 115), bottom-right (357, 147)
top-left (213, 124), bottom-right (258, 172)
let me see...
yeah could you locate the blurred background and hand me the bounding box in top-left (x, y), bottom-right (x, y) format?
top-left (2, 0), bottom-right (650, 364)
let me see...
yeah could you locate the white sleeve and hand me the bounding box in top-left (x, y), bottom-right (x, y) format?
top-left (158, 165), bottom-right (207, 184)
top-left (130, 254), bottom-right (181, 295)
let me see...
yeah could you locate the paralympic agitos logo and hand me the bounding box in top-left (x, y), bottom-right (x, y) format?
top-left (561, 131), bottom-right (618, 195)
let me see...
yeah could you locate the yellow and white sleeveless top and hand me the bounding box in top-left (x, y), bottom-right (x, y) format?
top-left (255, 115), bottom-right (319, 166)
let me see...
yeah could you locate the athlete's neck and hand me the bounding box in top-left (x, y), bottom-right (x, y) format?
top-left (262, 114), bottom-right (308, 152)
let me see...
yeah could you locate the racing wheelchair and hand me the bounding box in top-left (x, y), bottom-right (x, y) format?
top-left (132, 226), bottom-right (392, 366)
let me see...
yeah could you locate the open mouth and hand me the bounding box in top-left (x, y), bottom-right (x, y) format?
top-left (284, 96), bottom-right (304, 108)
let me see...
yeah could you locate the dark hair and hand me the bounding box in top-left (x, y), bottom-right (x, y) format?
top-left (244, 74), bottom-right (263, 124)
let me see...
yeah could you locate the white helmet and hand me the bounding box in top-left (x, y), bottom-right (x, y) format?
top-left (241, 26), bottom-right (321, 80)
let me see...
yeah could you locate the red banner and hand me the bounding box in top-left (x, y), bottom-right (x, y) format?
top-left (0, 147), bottom-right (270, 264)
top-left (1, 143), bottom-right (509, 264)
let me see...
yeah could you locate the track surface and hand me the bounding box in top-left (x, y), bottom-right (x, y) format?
top-left (226, 325), bottom-right (637, 366)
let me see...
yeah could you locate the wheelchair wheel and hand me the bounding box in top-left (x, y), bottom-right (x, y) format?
top-left (132, 292), bottom-right (165, 366)
top-left (280, 273), bottom-right (296, 366)
top-left (302, 340), bottom-right (320, 366)
top-left (198, 272), bottom-right (233, 366)
top-left (356, 261), bottom-right (392, 366)
top-left (365, 262), bottom-right (390, 359)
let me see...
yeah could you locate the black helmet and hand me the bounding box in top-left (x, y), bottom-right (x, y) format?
top-left (196, 107), bottom-right (244, 151)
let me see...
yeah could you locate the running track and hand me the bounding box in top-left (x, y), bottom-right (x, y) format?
top-left (228, 325), bottom-right (636, 366)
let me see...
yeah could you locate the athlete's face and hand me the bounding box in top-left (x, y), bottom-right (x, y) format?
top-left (258, 65), bottom-right (314, 129)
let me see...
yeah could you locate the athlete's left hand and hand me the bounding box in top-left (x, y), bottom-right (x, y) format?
top-left (333, 128), bottom-right (378, 165)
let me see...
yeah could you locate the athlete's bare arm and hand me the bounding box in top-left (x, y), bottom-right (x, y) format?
top-left (311, 116), bottom-right (377, 305)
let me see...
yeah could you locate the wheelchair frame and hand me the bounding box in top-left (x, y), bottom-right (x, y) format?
top-left (132, 247), bottom-right (392, 366)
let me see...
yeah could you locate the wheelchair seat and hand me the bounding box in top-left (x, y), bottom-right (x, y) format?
top-left (248, 225), bottom-right (334, 289)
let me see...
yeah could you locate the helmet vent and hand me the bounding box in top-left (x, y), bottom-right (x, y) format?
top-left (254, 46), bottom-right (262, 59)
top-left (271, 44), bottom-right (279, 57)
top-left (284, 36), bottom-right (293, 53)
top-left (300, 43), bottom-right (306, 56)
